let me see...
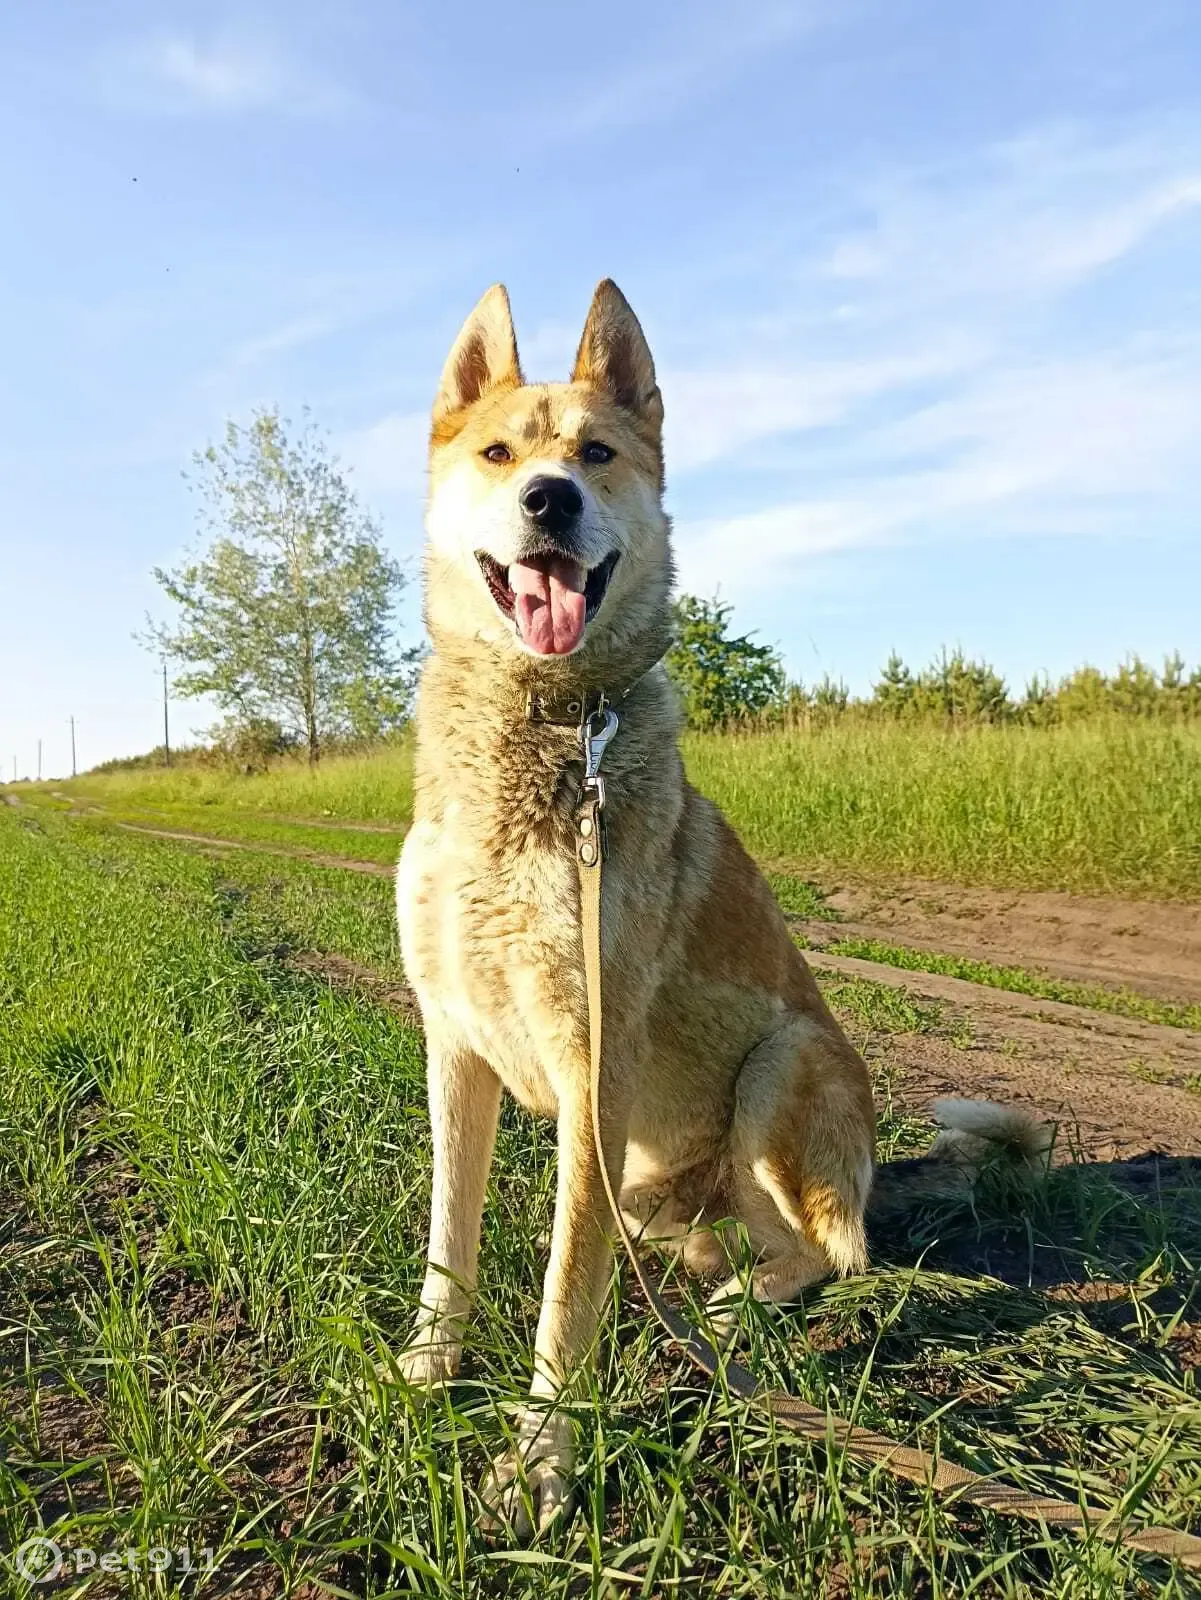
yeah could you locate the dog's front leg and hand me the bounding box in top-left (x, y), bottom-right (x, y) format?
top-left (480, 1077), bottom-right (629, 1536)
top-left (400, 1037), bottom-right (501, 1385)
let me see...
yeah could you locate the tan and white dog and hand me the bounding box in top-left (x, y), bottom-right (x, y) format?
top-left (396, 280), bottom-right (1043, 1534)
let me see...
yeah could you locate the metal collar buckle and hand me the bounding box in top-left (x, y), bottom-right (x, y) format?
top-left (576, 707), bottom-right (618, 866)
top-left (581, 707), bottom-right (618, 802)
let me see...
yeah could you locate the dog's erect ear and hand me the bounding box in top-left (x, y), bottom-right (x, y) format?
top-left (433, 284), bottom-right (523, 430)
top-left (572, 280), bottom-right (663, 431)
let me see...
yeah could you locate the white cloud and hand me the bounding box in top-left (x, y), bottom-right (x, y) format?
top-left (642, 127), bottom-right (1201, 492)
top-left (675, 345), bottom-right (1201, 600)
top-left (818, 126), bottom-right (1201, 307)
top-left (533, 2), bottom-right (828, 145)
top-left (100, 31), bottom-right (347, 116)
top-left (658, 119), bottom-right (1201, 604)
top-left (662, 339), bottom-right (984, 472)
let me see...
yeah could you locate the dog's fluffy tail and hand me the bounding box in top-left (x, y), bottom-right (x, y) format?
top-left (869, 1098), bottom-right (1054, 1219)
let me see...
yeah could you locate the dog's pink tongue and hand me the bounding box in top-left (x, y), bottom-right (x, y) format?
top-left (510, 557), bottom-right (587, 655)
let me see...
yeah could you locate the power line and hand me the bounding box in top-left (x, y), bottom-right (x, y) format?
top-left (162, 660), bottom-right (171, 767)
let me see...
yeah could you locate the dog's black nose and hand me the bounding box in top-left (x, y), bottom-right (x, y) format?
top-left (520, 475), bottom-right (583, 533)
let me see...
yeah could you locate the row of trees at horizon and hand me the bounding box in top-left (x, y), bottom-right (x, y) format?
top-left (666, 595), bottom-right (1201, 730)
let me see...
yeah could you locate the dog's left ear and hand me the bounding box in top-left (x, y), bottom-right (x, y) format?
top-left (572, 280), bottom-right (663, 433)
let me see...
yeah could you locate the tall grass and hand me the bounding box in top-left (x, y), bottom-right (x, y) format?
top-left (66, 740), bottom-right (417, 822)
top-left (683, 715), bottom-right (1201, 899)
top-left (48, 714), bottom-right (1201, 899)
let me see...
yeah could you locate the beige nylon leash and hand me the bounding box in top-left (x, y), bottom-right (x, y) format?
top-left (571, 707), bottom-right (1201, 1571)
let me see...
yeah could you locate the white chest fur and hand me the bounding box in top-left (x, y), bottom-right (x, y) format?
top-left (396, 809), bottom-right (585, 1117)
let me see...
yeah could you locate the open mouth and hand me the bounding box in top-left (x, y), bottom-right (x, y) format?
top-left (475, 549), bottom-right (620, 656)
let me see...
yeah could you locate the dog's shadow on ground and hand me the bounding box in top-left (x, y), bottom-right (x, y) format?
top-left (869, 1151), bottom-right (1201, 1289)
top-left (734, 1153), bottom-right (1201, 1415)
top-left (788, 1151), bottom-right (1201, 1381)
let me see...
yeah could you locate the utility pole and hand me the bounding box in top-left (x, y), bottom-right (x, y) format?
top-left (162, 660), bottom-right (171, 767)
top-left (37, 739), bottom-right (42, 782)
top-left (69, 716), bottom-right (77, 778)
top-left (10, 756), bottom-right (15, 782)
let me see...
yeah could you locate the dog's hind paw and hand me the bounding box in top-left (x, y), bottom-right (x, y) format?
top-left (478, 1409), bottom-right (575, 1538)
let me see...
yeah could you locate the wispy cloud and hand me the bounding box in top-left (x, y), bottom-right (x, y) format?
top-left (517, 2), bottom-right (831, 147)
top-left (819, 127), bottom-right (1201, 306)
top-left (676, 343), bottom-right (1201, 600)
top-left (662, 338), bottom-right (985, 473)
top-left (658, 119), bottom-right (1201, 602)
top-left (99, 30), bottom-right (348, 116)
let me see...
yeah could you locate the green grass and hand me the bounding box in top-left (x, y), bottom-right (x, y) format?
top-left (103, 803), bottom-right (403, 867)
top-left (62, 739), bottom-right (416, 823)
top-left (683, 716), bottom-right (1201, 900)
top-left (35, 714), bottom-right (1201, 900)
top-left (764, 873), bottom-right (837, 920)
top-left (827, 937), bottom-right (1201, 1033)
top-left (3, 806), bottom-right (1200, 1597)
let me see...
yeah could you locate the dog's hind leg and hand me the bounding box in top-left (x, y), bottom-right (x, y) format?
top-left (399, 1033), bottom-right (502, 1386)
top-left (707, 1017), bottom-right (875, 1335)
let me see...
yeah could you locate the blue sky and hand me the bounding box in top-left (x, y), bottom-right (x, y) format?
top-left (3, 1), bottom-right (1200, 776)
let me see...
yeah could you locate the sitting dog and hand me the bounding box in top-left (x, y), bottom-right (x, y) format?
top-left (396, 280), bottom-right (1042, 1533)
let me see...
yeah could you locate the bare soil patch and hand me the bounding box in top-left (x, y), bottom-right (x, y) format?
top-left (810, 949), bottom-right (1201, 1158)
top-left (289, 947), bottom-right (419, 1020)
top-left (263, 811), bottom-right (406, 835)
top-left (794, 871), bottom-right (1201, 1003)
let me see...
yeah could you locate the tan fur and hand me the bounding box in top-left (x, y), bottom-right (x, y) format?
top-left (396, 281), bottom-right (1031, 1535)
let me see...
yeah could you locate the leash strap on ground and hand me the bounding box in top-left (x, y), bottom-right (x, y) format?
top-left (572, 730), bottom-right (1201, 1571)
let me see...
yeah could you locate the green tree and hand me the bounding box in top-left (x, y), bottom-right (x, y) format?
top-left (872, 652), bottom-right (916, 717)
top-left (1054, 665), bottom-right (1110, 722)
top-left (145, 409), bottom-right (417, 764)
top-left (911, 648), bottom-right (1012, 723)
top-left (665, 595), bottom-right (786, 729)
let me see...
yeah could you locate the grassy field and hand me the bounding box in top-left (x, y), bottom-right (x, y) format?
top-left (50, 714), bottom-right (1201, 899)
top-left (683, 717), bottom-right (1201, 901)
top-left (4, 805), bottom-right (1201, 1597)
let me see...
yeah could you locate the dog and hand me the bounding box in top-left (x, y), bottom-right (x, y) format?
top-left (395, 280), bottom-right (1048, 1534)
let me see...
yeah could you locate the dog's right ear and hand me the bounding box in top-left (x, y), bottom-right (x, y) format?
top-left (432, 284), bottom-right (523, 433)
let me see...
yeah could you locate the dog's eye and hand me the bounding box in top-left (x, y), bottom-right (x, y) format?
top-left (581, 440), bottom-right (615, 465)
top-left (482, 443), bottom-right (513, 464)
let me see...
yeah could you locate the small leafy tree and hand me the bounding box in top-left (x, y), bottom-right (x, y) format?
top-left (145, 409), bottom-right (418, 763)
top-left (666, 595), bottom-right (786, 729)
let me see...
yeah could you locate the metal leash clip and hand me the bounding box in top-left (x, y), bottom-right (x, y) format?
top-left (576, 707), bottom-right (618, 866)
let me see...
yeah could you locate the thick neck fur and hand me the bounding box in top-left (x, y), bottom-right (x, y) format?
top-left (414, 613), bottom-right (679, 866)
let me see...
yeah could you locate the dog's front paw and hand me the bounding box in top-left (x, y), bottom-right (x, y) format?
top-left (395, 1326), bottom-right (462, 1389)
top-left (704, 1276), bottom-right (757, 1350)
top-left (478, 1408), bottom-right (575, 1538)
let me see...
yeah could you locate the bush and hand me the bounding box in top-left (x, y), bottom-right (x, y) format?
top-left (666, 596), bottom-right (786, 729)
